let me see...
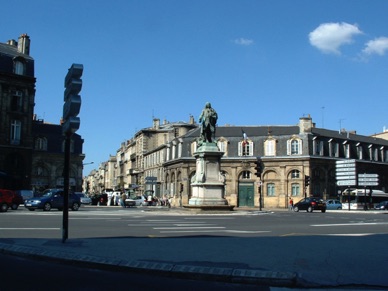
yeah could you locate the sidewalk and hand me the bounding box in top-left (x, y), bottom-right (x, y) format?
top-left (1, 207), bottom-right (387, 289)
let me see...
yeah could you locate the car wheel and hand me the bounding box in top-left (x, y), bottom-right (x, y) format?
top-left (0, 203), bottom-right (8, 212)
top-left (28, 208), bottom-right (35, 211)
top-left (337, 207), bottom-right (342, 210)
top-left (43, 203), bottom-right (51, 211)
top-left (11, 203), bottom-right (19, 210)
top-left (307, 206), bottom-right (313, 212)
top-left (71, 203), bottom-right (80, 211)
top-left (321, 209), bottom-right (326, 213)
top-left (293, 206), bottom-right (299, 212)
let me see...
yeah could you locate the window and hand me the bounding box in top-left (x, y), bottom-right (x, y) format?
top-left (329, 140), bottom-right (339, 157)
top-left (35, 137), bottom-right (47, 151)
top-left (291, 183), bottom-right (300, 196)
top-left (238, 140), bottom-right (253, 156)
top-left (313, 138), bottom-right (323, 156)
top-left (267, 183), bottom-right (275, 196)
top-left (264, 139), bottom-right (276, 156)
top-left (291, 170), bottom-right (300, 179)
top-left (240, 171), bottom-right (251, 179)
top-left (14, 59), bottom-right (25, 75)
top-left (217, 140), bottom-right (227, 155)
top-left (357, 143), bottom-right (363, 160)
top-left (178, 142), bottom-right (182, 158)
top-left (343, 141), bottom-right (350, 158)
top-left (10, 120), bottom-right (21, 145)
top-left (191, 141), bottom-right (197, 156)
top-left (11, 93), bottom-right (23, 111)
top-left (287, 138), bottom-right (302, 155)
top-left (61, 139), bottom-right (75, 153)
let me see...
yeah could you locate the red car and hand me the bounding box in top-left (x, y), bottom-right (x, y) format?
top-left (0, 189), bottom-right (23, 211)
top-left (0, 189), bottom-right (14, 212)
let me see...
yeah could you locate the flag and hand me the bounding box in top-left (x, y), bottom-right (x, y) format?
top-left (242, 129), bottom-right (248, 140)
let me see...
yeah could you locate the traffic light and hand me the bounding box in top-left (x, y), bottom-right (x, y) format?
top-left (180, 183), bottom-right (184, 193)
top-left (62, 63), bottom-right (83, 134)
top-left (304, 175), bottom-right (310, 187)
top-left (254, 157), bottom-right (263, 177)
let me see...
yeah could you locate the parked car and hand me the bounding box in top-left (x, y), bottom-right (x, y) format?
top-left (125, 195), bottom-right (146, 207)
top-left (0, 189), bottom-right (13, 212)
top-left (24, 189), bottom-right (81, 211)
top-left (10, 191), bottom-right (23, 210)
top-left (374, 201), bottom-right (388, 210)
top-left (91, 193), bottom-right (108, 205)
top-left (324, 199), bottom-right (342, 210)
top-left (0, 189), bottom-right (22, 211)
top-left (293, 197), bottom-right (326, 213)
top-left (75, 192), bottom-right (92, 205)
top-left (15, 190), bottom-right (34, 202)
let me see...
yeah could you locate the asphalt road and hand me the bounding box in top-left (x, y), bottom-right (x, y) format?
top-left (1, 205), bottom-right (388, 239)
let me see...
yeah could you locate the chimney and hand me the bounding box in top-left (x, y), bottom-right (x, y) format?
top-left (17, 34), bottom-right (30, 55)
top-left (299, 114), bottom-right (314, 134)
top-left (153, 118), bottom-right (160, 129)
top-left (189, 114), bottom-right (195, 124)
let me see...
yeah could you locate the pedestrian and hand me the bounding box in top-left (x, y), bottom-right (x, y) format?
top-left (289, 197), bottom-right (294, 211)
top-left (121, 191), bottom-right (127, 208)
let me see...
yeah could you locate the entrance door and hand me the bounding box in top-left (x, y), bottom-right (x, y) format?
top-left (238, 183), bottom-right (254, 207)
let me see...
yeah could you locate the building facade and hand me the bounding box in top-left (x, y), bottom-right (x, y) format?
top-left (0, 34), bottom-right (35, 189)
top-left (1, 34), bottom-right (84, 192)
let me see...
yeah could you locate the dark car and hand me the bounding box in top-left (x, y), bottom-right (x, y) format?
top-left (24, 189), bottom-right (81, 211)
top-left (0, 189), bottom-right (13, 212)
top-left (374, 201), bottom-right (388, 210)
top-left (293, 197), bottom-right (326, 213)
top-left (91, 193), bottom-right (108, 206)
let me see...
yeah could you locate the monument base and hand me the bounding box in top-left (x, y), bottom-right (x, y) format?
top-left (183, 204), bottom-right (235, 211)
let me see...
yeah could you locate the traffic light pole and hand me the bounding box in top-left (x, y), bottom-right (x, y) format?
top-left (62, 132), bottom-right (71, 243)
top-left (61, 63), bottom-right (83, 243)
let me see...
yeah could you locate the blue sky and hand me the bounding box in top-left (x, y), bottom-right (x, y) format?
top-left (3, 0), bottom-right (388, 175)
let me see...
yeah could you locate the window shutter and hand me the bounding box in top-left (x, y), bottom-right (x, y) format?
top-left (287, 140), bottom-right (291, 155)
top-left (249, 141), bottom-right (253, 156)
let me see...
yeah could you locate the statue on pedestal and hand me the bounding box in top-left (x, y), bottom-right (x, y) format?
top-left (198, 102), bottom-right (218, 145)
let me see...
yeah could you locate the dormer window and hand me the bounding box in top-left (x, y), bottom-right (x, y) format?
top-left (13, 57), bottom-right (26, 75)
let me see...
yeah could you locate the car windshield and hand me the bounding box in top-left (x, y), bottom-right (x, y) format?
top-left (42, 190), bottom-right (54, 197)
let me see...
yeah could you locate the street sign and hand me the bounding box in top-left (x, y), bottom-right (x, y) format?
top-left (358, 173), bottom-right (379, 186)
top-left (336, 160), bottom-right (357, 186)
top-left (145, 176), bottom-right (157, 181)
top-left (358, 173), bottom-right (378, 178)
top-left (337, 180), bottom-right (357, 186)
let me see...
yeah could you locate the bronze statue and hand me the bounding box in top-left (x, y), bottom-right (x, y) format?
top-left (198, 102), bottom-right (218, 144)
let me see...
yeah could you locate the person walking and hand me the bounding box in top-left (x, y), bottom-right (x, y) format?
top-left (121, 191), bottom-right (127, 208)
top-left (289, 197), bottom-right (294, 211)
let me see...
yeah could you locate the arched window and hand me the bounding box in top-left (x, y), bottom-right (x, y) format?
top-left (14, 59), bottom-right (26, 75)
top-left (287, 138), bottom-right (302, 155)
top-left (238, 140), bottom-right (253, 156)
top-left (35, 137), bottom-right (47, 151)
top-left (264, 138), bottom-right (276, 156)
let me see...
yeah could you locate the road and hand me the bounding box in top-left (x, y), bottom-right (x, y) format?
top-left (1, 205), bottom-right (388, 239)
top-left (1, 206), bottom-right (388, 289)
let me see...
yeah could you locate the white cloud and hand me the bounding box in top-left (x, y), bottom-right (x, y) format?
top-left (362, 37), bottom-right (388, 56)
top-left (234, 38), bottom-right (254, 46)
top-left (309, 22), bottom-right (363, 54)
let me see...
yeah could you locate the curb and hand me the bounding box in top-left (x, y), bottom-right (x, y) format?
top-left (0, 242), bottom-right (298, 287)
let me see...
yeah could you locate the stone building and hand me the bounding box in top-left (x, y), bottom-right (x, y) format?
top-left (31, 118), bottom-right (84, 192)
top-left (163, 115), bottom-right (388, 208)
top-left (0, 34), bottom-right (85, 192)
top-left (0, 34), bottom-right (35, 189)
top-left (85, 114), bottom-right (388, 209)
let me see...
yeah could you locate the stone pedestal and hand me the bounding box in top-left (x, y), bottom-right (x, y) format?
top-left (187, 143), bottom-right (229, 207)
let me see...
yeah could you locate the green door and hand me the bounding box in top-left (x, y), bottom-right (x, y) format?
top-left (238, 183), bottom-right (254, 207)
